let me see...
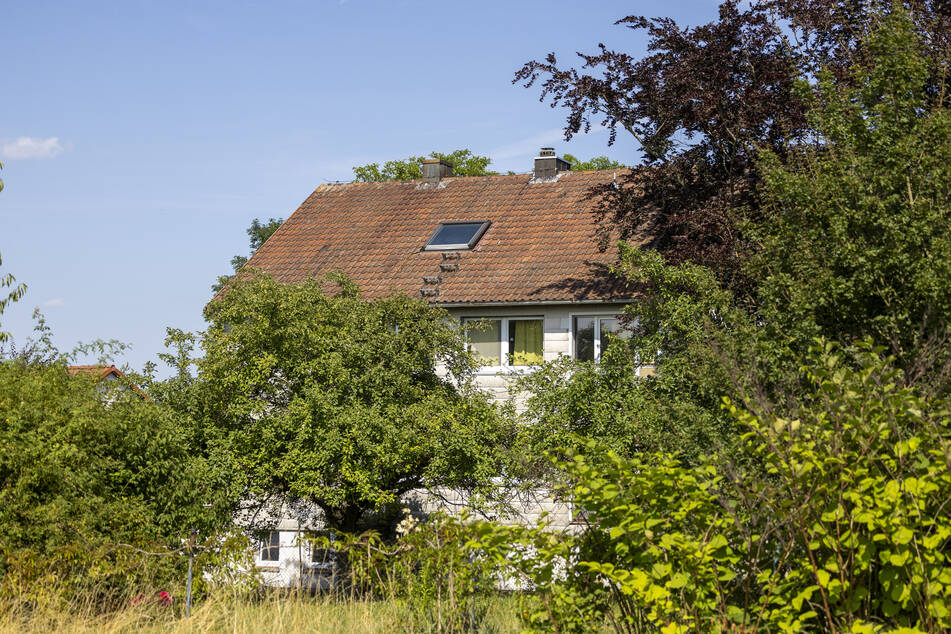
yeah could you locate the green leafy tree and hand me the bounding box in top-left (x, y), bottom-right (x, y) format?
top-left (198, 272), bottom-right (512, 532)
top-left (519, 5), bottom-right (951, 468)
top-left (0, 361), bottom-right (228, 601)
top-left (352, 149), bottom-right (497, 182)
top-left (561, 153), bottom-right (626, 171)
top-left (212, 217), bottom-right (283, 292)
top-left (749, 8), bottom-right (951, 387)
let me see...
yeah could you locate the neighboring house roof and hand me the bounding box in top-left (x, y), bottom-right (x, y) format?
top-left (245, 169), bottom-right (633, 305)
top-left (67, 364), bottom-right (150, 400)
top-left (67, 364), bottom-right (125, 380)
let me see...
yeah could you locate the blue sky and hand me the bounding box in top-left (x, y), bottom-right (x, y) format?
top-left (1, 0), bottom-right (721, 373)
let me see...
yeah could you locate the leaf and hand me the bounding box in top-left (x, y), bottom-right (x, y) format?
top-left (667, 572), bottom-right (689, 589)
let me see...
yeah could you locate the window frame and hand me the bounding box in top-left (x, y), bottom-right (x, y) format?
top-left (423, 221), bottom-right (491, 251)
top-left (571, 313), bottom-right (624, 363)
top-left (463, 316), bottom-right (545, 373)
top-left (569, 311), bottom-right (654, 376)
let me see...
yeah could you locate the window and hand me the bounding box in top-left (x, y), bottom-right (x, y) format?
top-left (311, 546), bottom-right (335, 569)
top-left (464, 317), bottom-right (544, 368)
top-left (424, 221), bottom-right (490, 251)
top-left (573, 315), bottom-right (654, 375)
top-left (467, 319), bottom-right (501, 365)
top-left (573, 316), bottom-right (629, 363)
top-left (260, 531), bottom-right (280, 561)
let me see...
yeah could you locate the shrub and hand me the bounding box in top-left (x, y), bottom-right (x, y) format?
top-left (0, 361), bottom-right (225, 607)
top-left (475, 342), bottom-right (951, 632)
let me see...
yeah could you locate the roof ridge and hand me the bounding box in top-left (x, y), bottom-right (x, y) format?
top-left (311, 168), bottom-right (631, 192)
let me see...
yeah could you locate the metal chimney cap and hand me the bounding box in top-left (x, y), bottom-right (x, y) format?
top-left (539, 147), bottom-right (556, 157)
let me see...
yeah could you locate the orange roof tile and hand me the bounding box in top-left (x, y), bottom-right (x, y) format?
top-left (67, 364), bottom-right (123, 380)
top-left (245, 170), bottom-right (632, 304)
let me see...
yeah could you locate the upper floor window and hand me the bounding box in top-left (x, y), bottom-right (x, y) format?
top-left (573, 314), bottom-right (654, 376)
top-left (573, 316), bottom-right (628, 362)
top-left (465, 317), bottom-right (543, 368)
top-left (424, 221), bottom-right (490, 251)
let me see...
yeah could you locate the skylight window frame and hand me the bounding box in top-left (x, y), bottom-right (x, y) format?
top-left (423, 221), bottom-right (491, 251)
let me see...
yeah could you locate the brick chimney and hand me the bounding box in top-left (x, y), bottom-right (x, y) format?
top-left (533, 147), bottom-right (571, 180)
top-left (422, 158), bottom-right (453, 182)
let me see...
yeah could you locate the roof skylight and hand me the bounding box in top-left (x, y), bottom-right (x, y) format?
top-left (424, 221), bottom-right (490, 251)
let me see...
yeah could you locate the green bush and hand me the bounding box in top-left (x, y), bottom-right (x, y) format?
top-left (0, 361), bottom-right (227, 607)
top-left (475, 342), bottom-right (951, 633)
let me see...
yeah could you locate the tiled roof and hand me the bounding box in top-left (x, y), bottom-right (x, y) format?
top-left (245, 170), bottom-right (632, 304)
top-left (67, 364), bottom-right (122, 380)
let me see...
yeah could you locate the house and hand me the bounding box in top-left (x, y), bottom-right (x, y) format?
top-left (245, 148), bottom-right (648, 404)
top-left (236, 148), bottom-right (647, 585)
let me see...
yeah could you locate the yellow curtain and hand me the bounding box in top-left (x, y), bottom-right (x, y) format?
top-left (511, 320), bottom-right (543, 366)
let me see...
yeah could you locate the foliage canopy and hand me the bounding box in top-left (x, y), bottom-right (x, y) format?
top-left (199, 272), bottom-right (513, 532)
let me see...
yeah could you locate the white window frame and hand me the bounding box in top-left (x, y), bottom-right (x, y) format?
top-left (569, 312), bottom-right (624, 362)
top-left (463, 316), bottom-right (545, 374)
top-left (569, 311), bottom-right (654, 376)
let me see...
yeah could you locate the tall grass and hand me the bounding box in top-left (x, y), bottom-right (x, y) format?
top-left (0, 592), bottom-right (522, 633)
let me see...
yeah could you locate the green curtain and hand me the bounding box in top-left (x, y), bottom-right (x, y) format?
top-left (512, 320), bottom-right (543, 366)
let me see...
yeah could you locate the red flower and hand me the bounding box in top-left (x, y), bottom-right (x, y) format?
top-left (157, 591), bottom-right (172, 606)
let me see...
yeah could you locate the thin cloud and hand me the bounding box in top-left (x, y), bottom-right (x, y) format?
top-left (41, 297), bottom-right (65, 308)
top-left (1, 137), bottom-right (65, 160)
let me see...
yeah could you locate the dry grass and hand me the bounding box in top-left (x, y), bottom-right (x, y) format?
top-left (0, 593), bottom-right (522, 634)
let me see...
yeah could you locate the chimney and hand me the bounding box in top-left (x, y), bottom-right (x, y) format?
top-left (422, 158), bottom-right (453, 182)
top-left (533, 147), bottom-right (571, 180)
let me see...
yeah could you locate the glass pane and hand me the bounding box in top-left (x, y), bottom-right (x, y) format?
top-left (311, 547), bottom-right (334, 565)
top-left (510, 319), bottom-right (543, 366)
top-left (467, 319), bottom-right (501, 365)
top-left (428, 222), bottom-right (485, 248)
top-left (262, 531), bottom-right (280, 561)
top-left (574, 317), bottom-right (595, 362)
top-left (599, 317), bottom-right (629, 359)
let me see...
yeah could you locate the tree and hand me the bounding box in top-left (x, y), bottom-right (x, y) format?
top-left (561, 153), bottom-right (626, 171)
top-left (352, 149), bottom-right (497, 182)
top-left (750, 6), bottom-right (951, 388)
top-left (212, 217), bottom-right (283, 292)
top-left (515, 0), bottom-right (950, 285)
top-left (517, 4), bottom-right (951, 468)
top-left (198, 272), bottom-right (513, 532)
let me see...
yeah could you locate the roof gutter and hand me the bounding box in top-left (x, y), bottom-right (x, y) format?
top-left (434, 298), bottom-right (633, 308)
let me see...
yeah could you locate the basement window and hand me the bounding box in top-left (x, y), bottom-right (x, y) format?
top-left (424, 221), bottom-right (490, 251)
top-left (260, 531), bottom-right (280, 561)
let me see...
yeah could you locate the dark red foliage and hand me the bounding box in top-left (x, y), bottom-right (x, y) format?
top-left (515, 0), bottom-right (951, 292)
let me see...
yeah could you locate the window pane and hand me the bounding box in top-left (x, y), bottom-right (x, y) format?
top-left (574, 317), bottom-right (595, 362)
top-left (510, 319), bottom-right (543, 366)
top-left (311, 547), bottom-right (335, 565)
top-left (261, 531), bottom-right (280, 561)
top-left (599, 317), bottom-right (629, 359)
top-left (426, 222), bottom-right (488, 249)
top-left (467, 319), bottom-right (501, 365)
